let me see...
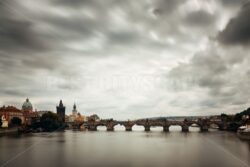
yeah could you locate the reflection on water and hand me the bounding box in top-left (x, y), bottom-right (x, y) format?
top-left (0, 127), bottom-right (250, 167)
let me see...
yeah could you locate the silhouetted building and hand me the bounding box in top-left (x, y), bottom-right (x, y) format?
top-left (246, 118), bottom-right (250, 128)
top-left (72, 103), bottom-right (77, 116)
top-left (57, 100), bottom-right (65, 123)
top-left (87, 114), bottom-right (100, 122)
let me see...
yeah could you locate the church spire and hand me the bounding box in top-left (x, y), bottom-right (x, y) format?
top-left (72, 103), bottom-right (77, 116)
top-left (73, 103), bottom-right (76, 110)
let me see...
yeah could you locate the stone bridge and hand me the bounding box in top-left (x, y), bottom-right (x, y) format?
top-left (85, 119), bottom-right (119, 131)
top-left (73, 118), bottom-right (227, 132)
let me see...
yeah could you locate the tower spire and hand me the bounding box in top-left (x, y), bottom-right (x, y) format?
top-left (72, 102), bottom-right (77, 116)
top-left (59, 100), bottom-right (63, 107)
top-left (73, 103), bottom-right (76, 110)
top-left (57, 99), bottom-right (66, 123)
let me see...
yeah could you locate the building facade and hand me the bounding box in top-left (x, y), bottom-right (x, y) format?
top-left (68, 103), bottom-right (78, 122)
top-left (21, 98), bottom-right (39, 125)
top-left (0, 98), bottom-right (39, 128)
top-left (0, 106), bottom-right (25, 127)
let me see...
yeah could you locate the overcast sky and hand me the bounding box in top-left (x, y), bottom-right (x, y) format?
top-left (1, 0), bottom-right (250, 119)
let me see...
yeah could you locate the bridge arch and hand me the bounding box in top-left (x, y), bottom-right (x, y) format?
top-left (150, 126), bottom-right (164, 132)
top-left (169, 125), bottom-right (182, 132)
top-left (114, 124), bottom-right (125, 131)
top-left (189, 123), bottom-right (201, 132)
top-left (96, 125), bottom-right (107, 131)
top-left (209, 123), bottom-right (220, 130)
top-left (132, 125), bottom-right (144, 131)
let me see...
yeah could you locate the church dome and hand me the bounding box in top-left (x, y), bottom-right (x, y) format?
top-left (22, 98), bottom-right (33, 111)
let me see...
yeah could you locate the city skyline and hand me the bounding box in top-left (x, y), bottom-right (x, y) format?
top-left (1, 0), bottom-right (250, 120)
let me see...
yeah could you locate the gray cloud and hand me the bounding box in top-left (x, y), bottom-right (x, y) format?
top-left (1, 0), bottom-right (250, 118)
top-left (220, 0), bottom-right (248, 7)
top-left (184, 10), bottom-right (216, 27)
top-left (0, 1), bottom-right (49, 53)
top-left (152, 0), bottom-right (185, 15)
top-left (168, 49), bottom-right (228, 91)
top-left (0, 18), bottom-right (48, 53)
top-left (218, 2), bottom-right (250, 45)
top-left (168, 44), bottom-right (250, 111)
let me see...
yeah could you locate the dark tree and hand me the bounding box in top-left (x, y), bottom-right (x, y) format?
top-left (40, 112), bottom-right (60, 132)
top-left (29, 118), bottom-right (41, 130)
top-left (240, 108), bottom-right (250, 116)
top-left (0, 117), bottom-right (2, 127)
top-left (221, 113), bottom-right (228, 121)
top-left (11, 117), bottom-right (22, 126)
top-left (234, 113), bottom-right (242, 122)
top-left (228, 122), bottom-right (241, 132)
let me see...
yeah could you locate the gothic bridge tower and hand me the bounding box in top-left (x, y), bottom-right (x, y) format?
top-left (57, 100), bottom-right (66, 123)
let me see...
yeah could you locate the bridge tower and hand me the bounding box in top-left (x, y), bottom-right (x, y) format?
top-left (57, 100), bottom-right (66, 123)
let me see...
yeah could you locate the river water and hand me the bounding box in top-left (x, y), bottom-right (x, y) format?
top-left (0, 126), bottom-right (250, 167)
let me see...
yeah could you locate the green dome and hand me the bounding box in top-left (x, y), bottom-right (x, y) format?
top-left (22, 98), bottom-right (33, 111)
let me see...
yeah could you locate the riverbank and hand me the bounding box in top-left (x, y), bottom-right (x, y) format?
top-left (0, 127), bottom-right (19, 136)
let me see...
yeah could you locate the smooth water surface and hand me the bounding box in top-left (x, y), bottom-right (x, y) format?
top-left (0, 127), bottom-right (250, 167)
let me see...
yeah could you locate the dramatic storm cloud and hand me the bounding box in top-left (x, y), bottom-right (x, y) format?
top-left (1, 0), bottom-right (250, 119)
top-left (218, 2), bottom-right (250, 45)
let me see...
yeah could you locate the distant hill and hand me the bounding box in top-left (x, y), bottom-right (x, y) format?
top-left (136, 115), bottom-right (213, 121)
top-left (135, 108), bottom-right (250, 121)
top-left (239, 107), bottom-right (250, 116)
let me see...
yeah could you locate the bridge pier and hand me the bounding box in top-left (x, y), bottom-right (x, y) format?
top-left (125, 126), bottom-right (133, 131)
top-left (200, 125), bottom-right (209, 132)
top-left (181, 125), bottom-right (189, 132)
top-left (163, 126), bottom-right (169, 132)
top-left (107, 126), bottom-right (114, 131)
top-left (144, 126), bottom-right (150, 132)
top-left (88, 125), bottom-right (97, 131)
top-left (219, 124), bottom-right (228, 131)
